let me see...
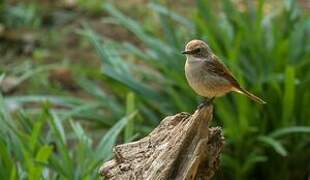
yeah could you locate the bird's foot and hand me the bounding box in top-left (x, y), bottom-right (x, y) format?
top-left (197, 97), bottom-right (215, 109)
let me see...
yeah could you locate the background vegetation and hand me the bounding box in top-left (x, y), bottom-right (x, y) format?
top-left (0, 0), bottom-right (309, 179)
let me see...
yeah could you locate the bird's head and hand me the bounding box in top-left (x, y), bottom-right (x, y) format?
top-left (182, 39), bottom-right (212, 58)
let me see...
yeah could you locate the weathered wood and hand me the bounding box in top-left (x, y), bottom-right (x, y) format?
top-left (99, 105), bottom-right (224, 180)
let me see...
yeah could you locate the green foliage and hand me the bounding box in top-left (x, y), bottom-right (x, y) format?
top-left (81, 1), bottom-right (308, 179)
top-left (0, 93), bottom-right (137, 179)
top-left (78, 0), bottom-right (106, 14)
top-left (1, 0), bottom-right (309, 180)
top-left (0, 2), bottom-right (41, 28)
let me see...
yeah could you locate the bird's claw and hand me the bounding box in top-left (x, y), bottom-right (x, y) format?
top-left (197, 97), bottom-right (214, 109)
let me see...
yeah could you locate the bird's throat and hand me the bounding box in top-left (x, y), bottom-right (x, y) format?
top-left (186, 56), bottom-right (205, 64)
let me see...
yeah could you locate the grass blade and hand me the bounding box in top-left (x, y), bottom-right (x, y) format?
top-left (258, 136), bottom-right (288, 156)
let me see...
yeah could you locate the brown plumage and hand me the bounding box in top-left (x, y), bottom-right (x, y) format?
top-left (183, 39), bottom-right (266, 104)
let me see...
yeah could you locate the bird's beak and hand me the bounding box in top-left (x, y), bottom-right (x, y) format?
top-left (182, 50), bottom-right (190, 55)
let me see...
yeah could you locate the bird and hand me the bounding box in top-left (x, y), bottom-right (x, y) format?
top-left (182, 39), bottom-right (266, 107)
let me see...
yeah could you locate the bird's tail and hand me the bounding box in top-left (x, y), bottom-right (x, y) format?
top-left (233, 88), bottom-right (266, 104)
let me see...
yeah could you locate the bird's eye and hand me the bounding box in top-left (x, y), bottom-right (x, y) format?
top-left (196, 48), bottom-right (201, 53)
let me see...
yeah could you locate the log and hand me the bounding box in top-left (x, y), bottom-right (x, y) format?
top-left (99, 104), bottom-right (224, 180)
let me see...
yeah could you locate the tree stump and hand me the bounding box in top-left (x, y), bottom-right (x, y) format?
top-left (99, 104), bottom-right (224, 180)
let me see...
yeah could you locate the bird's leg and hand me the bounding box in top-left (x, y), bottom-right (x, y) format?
top-left (197, 97), bottom-right (215, 109)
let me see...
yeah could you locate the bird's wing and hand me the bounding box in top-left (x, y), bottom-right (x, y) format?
top-left (203, 56), bottom-right (241, 89)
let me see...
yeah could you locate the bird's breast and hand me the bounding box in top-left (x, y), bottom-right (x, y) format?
top-left (185, 60), bottom-right (232, 97)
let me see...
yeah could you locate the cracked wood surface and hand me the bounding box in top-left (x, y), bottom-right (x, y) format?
top-left (99, 105), bottom-right (224, 180)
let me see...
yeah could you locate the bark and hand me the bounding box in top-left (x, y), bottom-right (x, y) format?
top-left (99, 104), bottom-right (224, 180)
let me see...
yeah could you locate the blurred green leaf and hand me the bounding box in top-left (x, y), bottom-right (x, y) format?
top-left (5, 95), bottom-right (86, 108)
top-left (270, 126), bottom-right (310, 138)
top-left (0, 73), bottom-right (5, 82)
top-left (149, 3), bottom-right (194, 29)
top-left (282, 66), bottom-right (295, 125)
top-left (81, 24), bottom-right (161, 100)
top-left (30, 145), bottom-right (53, 179)
top-left (50, 111), bottom-right (66, 144)
top-left (258, 136), bottom-right (288, 156)
top-left (96, 111), bottom-right (137, 160)
top-left (124, 92), bottom-right (135, 142)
